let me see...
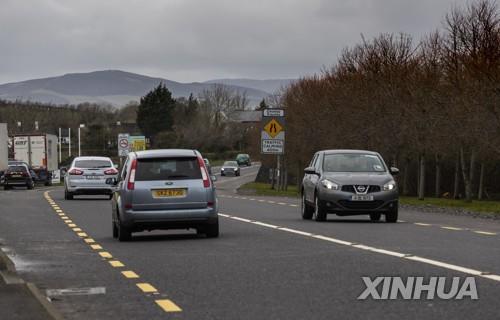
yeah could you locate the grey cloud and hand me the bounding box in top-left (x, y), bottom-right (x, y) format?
top-left (0, 0), bottom-right (469, 84)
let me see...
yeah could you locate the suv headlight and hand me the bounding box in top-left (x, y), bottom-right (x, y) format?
top-left (321, 179), bottom-right (339, 190)
top-left (383, 180), bottom-right (396, 191)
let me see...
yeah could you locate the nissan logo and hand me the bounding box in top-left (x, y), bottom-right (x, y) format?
top-left (356, 186), bottom-right (366, 192)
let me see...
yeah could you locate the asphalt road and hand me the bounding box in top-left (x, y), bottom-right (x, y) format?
top-left (0, 164), bottom-right (499, 319)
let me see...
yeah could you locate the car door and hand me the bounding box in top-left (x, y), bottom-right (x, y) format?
top-left (310, 152), bottom-right (323, 198)
top-left (303, 153), bottom-right (319, 203)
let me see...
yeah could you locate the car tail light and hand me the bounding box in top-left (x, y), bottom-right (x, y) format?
top-left (69, 169), bottom-right (84, 175)
top-left (197, 156), bottom-right (210, 188)
top-left (104, 168), bottom-right (118, 175)
top-left (207, 201), bottom-right (214, 207)
top-left (23, 171), bottom-right (29, 177)
top-left (127, 159), bottom-right (137, 190)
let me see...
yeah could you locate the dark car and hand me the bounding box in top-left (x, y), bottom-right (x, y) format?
top-left (236, 154), bottom-right (251, 166)
top-left (221, 161), bottom-right (240, 176)
top-left (301, 150), bottom-right (399, 222)
top-left (3, 164), bottom-right (35, 190)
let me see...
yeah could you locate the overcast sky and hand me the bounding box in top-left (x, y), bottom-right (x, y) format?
top-left (0, 0), bottom-right (469, 84)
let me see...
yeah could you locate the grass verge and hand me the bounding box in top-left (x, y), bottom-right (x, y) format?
top-left (238, 182), bottom-right (299, 198)
top-left (400, 197), bottom-right (500, 215)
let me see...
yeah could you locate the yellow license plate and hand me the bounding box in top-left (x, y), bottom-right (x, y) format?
top-left (152, 189), bottom-right (186, 198)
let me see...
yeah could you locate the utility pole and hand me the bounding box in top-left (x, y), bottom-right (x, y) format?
top-left (58, 128), bottom-right (62, 164)
top-left (68, 128), bottom-right (71, 157)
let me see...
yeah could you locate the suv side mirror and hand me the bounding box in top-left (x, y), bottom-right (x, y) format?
top-left (106, 177), bottom-right (118, 185)
top-left (390, 167), bottom-right (400, 175)
top-left (304, 167), bottom-right (318, 175)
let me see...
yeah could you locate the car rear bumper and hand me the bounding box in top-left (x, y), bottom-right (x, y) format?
top-left (67, 186), bottom-right (114, 195)
top-left (317, 189), bottom-right (398, 215)
top-left (121, 207), bottom-right (218, 230)
top-left (4, 178), bottom-right (32, 186)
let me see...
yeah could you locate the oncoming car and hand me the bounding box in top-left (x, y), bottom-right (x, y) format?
top-left (221, 161), bottom-right (240, 176)
top-left (301, 150), bottom-right (399, 222)
top-left (64, 156), bottom-right (119, 200)
top-left (107, 149), bottom-right (219, 241)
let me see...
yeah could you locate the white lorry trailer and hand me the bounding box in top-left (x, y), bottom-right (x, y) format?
top-left (12, 134), bottom-right (58, 185)
top-left (0, 124), bottom-right (8, 181)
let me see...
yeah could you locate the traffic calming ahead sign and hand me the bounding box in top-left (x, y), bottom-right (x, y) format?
top-left (261, 109), bottom-right (285, 154)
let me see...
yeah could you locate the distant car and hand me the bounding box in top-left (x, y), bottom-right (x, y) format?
top-left (221, 161), bottom-right (240, 176)
top-left (301, 150), bottom-right (399, 222)
top-left (236, 154), bottom-right (251, 166)
top-left (107, 149), bottom-right (219, 241)
top-left (203, 158), bottom-right (212, 174)
top-left (3, 163), bottom-right (35, 190)
top-left (64, 156), bottom-right (119, 200)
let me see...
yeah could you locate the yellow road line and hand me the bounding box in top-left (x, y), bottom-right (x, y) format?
top-left (77, 232), bottom-right (88, 237)
top-left (99, 252), bottom-right (113, 259)
top-left (109, 260), bottom-right (125, 267)
top-left (55, 209), bottom-right (63, 213)
top-left (90, 244), bottom-right (103, 250)
top-left (84, 238), bottom-right (95, 243)
top-left (155, 299), bottom-right (182, 312)
top-left (72, 228), bottom-right (82, 232)
top-left (122, 271), bottom-right (139, 279)
top-left (474, 231), bottom-right (497, 236)
top-left (68, 223), bottom-right (77, 228)
top-left (64, 220), bottom-right (73, 224)
top-left (61, 217), bottom-right (69, 220)
top-left (136, 283), bottom-right (157, 293)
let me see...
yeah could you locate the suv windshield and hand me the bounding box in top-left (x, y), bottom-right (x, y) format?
top-left (8, 166), bottom-right (27, 173)
top-left (323, 154), bottom-right (386, 173)
top-left (224, 161), bottom-right (238, 166)
top-left (135, 157), bottom-right (202, 181)
top-left (75, 160), bottom-right (112, 168)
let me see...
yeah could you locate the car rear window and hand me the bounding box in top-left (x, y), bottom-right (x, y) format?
top-left (135, 157), bottom-right (202, 181)
top-left (8, 166), bottom-right (27, 173)
top-left (75, 160), bottom-right (112, 168)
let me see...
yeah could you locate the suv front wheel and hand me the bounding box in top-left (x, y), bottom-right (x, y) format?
top-left (313, 195), bottom-right (327, 221)
top-left (301, 192), bottom-right (313, 220)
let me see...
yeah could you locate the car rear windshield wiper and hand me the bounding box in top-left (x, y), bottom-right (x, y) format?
top-left (166, 175), bottom-right (191, 179)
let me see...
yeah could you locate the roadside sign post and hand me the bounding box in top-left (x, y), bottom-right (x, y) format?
top-left (261, 109), bottom-right (285, 190)
top-left (118, 133), bottom-right (130, 158)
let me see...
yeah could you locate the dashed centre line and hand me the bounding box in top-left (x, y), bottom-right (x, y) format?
top-left (218, 212), bottom-right (500, 283)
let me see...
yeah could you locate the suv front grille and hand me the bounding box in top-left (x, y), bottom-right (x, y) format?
top-left (341, 185), bottom-right (381, 193)
top-left (338, 200), bottom-right (384, 210)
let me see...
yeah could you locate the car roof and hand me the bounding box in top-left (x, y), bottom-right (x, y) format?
top-left (134, 149), bottom-right (197, 159)
top-left (321, 149), bottom-right (379, 155)
top-left (74, 156), bottom-right (112, 161)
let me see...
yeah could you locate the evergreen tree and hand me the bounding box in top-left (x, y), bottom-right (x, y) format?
top-left (136, 83), bottom-right (175, 141)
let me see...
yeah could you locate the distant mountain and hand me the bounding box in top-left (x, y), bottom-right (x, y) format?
top-left (204, 78), bottom-right (295, 94)
top-left (0, 70), bottom-right (281, 108)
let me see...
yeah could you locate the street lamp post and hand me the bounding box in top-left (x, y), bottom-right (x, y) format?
top-left (78, 124), bottom-right (85, 157)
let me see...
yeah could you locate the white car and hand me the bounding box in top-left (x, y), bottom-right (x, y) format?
top-left (64, 156), bottom-right (119, 200)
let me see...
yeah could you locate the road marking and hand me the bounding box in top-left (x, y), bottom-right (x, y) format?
top-left (46, 287), bottom-right (106, 297)
top-left (441, 226), bottom-right (463, 231)
top-left (220, 212), bottom-right (500, 283)
top-left (218, 213), bottom-right (230, 218)
top-left (136, 283), bottom-right (157, 293)
top-left (99, 252), bottom-right (113, 259)
top-left (289, 204), bottom-right (298, 207)
top-left (122, 271), bottom-right (139, 279)
top-left (109, 260), bottom-right (125, 267)
top-left (414, 223), bottom-right (432, 226)
top-left (258, 200), bottom-right (265, 202)
top-left (268, 201), bottom-right (276, 204)
top-left (156, 299), bottom-right (182, 313)
top-left (474, 231), bottom-right (497, 236)
top-left (43, 191), bottom-right (182, 314)
top-left (278, 202), bottom-right (287, 205)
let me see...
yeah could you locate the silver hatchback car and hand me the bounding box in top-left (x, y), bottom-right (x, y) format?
top-left (64, 156), bottom-right (119, 200)
top-left (108, 149), bottom-right (219, 241)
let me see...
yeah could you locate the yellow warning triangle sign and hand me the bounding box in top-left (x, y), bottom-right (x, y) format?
top-left (264, 119), bottom-right (283, 138)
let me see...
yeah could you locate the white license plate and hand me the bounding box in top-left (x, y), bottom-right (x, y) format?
top-left (86, 175), bottom-right (102, 180)
top-left (351, 195), bottom-right (374, 201)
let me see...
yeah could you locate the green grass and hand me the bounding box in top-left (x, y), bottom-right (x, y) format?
top-left (400, 197), bottom-right (500, 215)
top-left (238, 182), bottom-right (299, 198)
